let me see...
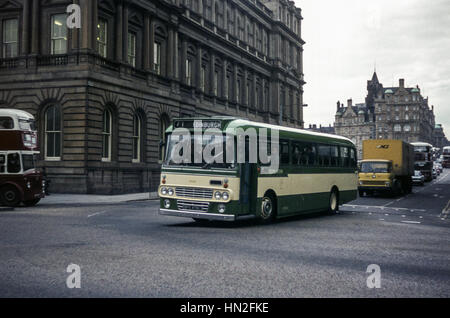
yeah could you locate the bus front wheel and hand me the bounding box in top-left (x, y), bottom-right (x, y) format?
top-left (0, 185), bottom-right (21, 207)
top-left (260, 194), bottom-right (276, 224)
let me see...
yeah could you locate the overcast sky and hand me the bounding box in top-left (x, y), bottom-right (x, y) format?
top-left (296, 0), bottom-right (450, 134)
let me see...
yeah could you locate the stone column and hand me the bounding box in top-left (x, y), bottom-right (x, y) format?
top-left (167, 27), bottom-right (174, 78)
top-left (233, 63), bottom-right (238, 103)
top-left (197, 46), bottom-right (202, 91)
top-left (115, 1), bottom-right (123, 60)
top-left (143, 14), bottom-right (150, 70)
top-left (173, 29), bottom-right (179, 80)
top-left (122, 2), bottom-right (129, 63)
top-left (21, 0), bottom-right (31, 55)
top-left (222, 60), bottom-right (227, 99)
top-left (79, 0), bottom-right (93, 51)
top-left (71, 0), bottom-right (80, 51)
top-left (31, 0), bottom-right (40, 54)
top-left (180, 37), bottom-right (187, 84)
top-left (91, 0), bottom-right (98, 50)
top-left (210, 52), bottom-right (215, 96)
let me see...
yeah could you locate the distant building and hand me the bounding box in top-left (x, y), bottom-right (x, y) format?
top-left (335, 72), bottom-right (436, 158)
top-left (433, 124), bottom-right (450, 150)
top-left (306, 124), bottom-right (335, 134)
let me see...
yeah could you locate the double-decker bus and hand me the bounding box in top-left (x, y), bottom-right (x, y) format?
top-left (443, 146), bottom-right (450, 168)
top-left (411, 142), bottom-right (433, 182)
top-left (0, 109), bottom-right (45, 207)
top-left (158, 117), bottom-right (358, 223)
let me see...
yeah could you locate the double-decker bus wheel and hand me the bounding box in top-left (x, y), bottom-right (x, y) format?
top-left (1, 185), bottom-right (21, 207)
top-left (24, 199), bottom-right (41, 207)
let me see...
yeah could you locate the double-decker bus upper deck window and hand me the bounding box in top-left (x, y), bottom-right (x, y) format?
top-left (0, 117), bottom-right (13, 129)
top-left (7, 153), bottom-right (21, 173)
top-left (19, 118), bottom-right (36, 131)
top-left (0, 154), bottom-right (5, 173)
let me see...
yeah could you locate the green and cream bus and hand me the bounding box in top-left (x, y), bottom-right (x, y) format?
top-left (158, 117), bottom-right (358, 223)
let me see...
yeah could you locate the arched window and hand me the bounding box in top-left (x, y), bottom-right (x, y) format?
top-left (44, 105), bottom-right (62, 160)
top-left (102, 109), bottom-right (112, 161)
top-left (132, 113), bottom-right (142, 162)
top-left (159, 114), bottom-right (170, 162)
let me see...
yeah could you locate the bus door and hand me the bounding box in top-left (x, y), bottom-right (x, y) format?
top-left (239, 162), bottom-right (258, 215)
top-left (239, 137), bottom-right (258, 214)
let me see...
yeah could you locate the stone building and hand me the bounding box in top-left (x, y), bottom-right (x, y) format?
top-left (0, 0), bottom-right (305, 194)
top-left (306, 124), bottom-right (334, 135)
top-left (433, 124), bottom-right (449, 150)
top-left (335, 72), bottom-right (436, 158)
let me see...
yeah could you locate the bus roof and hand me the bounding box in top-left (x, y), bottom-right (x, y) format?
top-left (0, 109), bottom-right (34, 120)
top-left (169, 117), bottom-right (355, 147)
top-left (410, 142), bottom-right (433, 147)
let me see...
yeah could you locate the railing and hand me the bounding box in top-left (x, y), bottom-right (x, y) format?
top-left (37, 54), bottom-right (68, 66)
top-left (93, 55), bottom-right (120, 72)
top-left (0, 57), bottom-right (19, 69)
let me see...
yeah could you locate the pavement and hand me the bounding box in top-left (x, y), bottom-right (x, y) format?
top-left (0, 170), bottom-right (449, 297)
top-left (28, 191), bottom-right (158, 206)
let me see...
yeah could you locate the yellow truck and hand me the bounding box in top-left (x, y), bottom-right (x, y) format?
top-left (358, 140), bottom-right (414, 196)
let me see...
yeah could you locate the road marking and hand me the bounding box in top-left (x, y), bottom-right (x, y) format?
top-left (440, 200), bottom-right (450, 220)
top-left (87, 210), bottom-right (108, 218)
top-left (342, 204), bottom-right (426, 212)
top-left (401, 221), bottom-right (421, 224)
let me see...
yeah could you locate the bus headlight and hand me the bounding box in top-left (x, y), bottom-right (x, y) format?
top-left (214, 191), bottom-right (222, 200)
top-left (161, 187), bottom-right (168, 195)
top-left (359, 181), bottom-right (363, 185)
top-left (164, 199), bottom-right (171, 209)
top-left (222, 192), bottom-right (229, 200)
top-left (168, 188), bottom-right (174, 196)
top-left (218, 204), bottom-right (226, 213)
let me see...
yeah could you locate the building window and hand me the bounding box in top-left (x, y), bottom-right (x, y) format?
top-left (128, 32), bottom-right (136, 67)
top-left (154, 42), bottom-right (161, 74)
top-left (96, 19), bottom-right (108, 57)
top-left (2, 19), bottom-right (18, 58)
top-left (132, 114), bottom-right (141, 162)
top-left (394, 124), bottom-right (401, 132)
top-left (404, 125), bottom-right (411, 132)
top-left (45, 105), bottom-right (62, 160)
top-left (185, 58), bottom-right (192, 86)
top-left (102, 110), bottom-right (112, 161)
top-left (405, 114), bottom-right (409, 120)
top-left (51, 14), bottom-right (67, 55)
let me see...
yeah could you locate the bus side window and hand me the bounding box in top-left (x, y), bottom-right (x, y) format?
top-left (318, 145), bottom-right (330, 166)
top-left (280, 140), bottom-right (290, 165)
top-left (330, 146), bottom-right (339, 166)
top-left (292, 142), bottom-right (301, 165)
top-left (349, 148), bottom-right (357, 168)
top-left (7, 153), bottom-right (21, 173)
top-left (307, 144), bottom-right (317, 166)
top-left (0, 154), bottom-right (5, 173)
top-left (340, 146), bottom-right (349, 167)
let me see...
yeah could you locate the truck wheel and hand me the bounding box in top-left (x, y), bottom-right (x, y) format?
top-left (0, 185), bottom-right (21, 207)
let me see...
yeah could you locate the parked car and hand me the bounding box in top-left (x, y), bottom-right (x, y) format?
top-left (412, 170), bottom-right (425, 186)
top-left (436, 163), bottom-right (443, 173)
top-left (432, 168), bottom-right (437, 179)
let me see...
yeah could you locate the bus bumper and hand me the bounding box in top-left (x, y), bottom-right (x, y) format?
top-left (159, 208), bottom-right (255, 222)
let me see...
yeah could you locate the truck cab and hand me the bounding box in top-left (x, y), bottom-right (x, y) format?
top-left (358, 140), bottom-right (413, 197)
top-left (358, 159), bottom-right (394, 195)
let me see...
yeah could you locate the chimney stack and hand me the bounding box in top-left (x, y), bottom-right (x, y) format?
top-left (337, 101), bottom-right (340, 111)
top-left (399, 78), bottom-right (405, 88)
top-left (347, 99), bottom-right (352, 107)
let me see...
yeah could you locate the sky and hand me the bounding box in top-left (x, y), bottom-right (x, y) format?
top-left (296, 0), bottom-right (450, 134)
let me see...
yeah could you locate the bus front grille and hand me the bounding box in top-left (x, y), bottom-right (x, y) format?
top-left (177, 200), bottom-right (210, 212)
top-left (175, 187), bottom-right (213, 199)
